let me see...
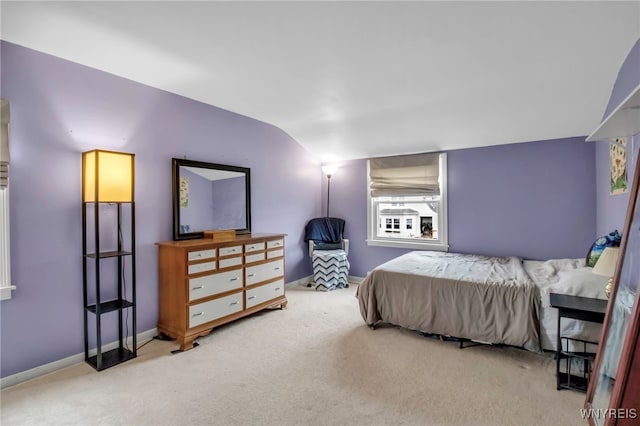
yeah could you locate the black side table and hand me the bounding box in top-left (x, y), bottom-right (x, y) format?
top-left (549, 293), bottom-right (608, 392)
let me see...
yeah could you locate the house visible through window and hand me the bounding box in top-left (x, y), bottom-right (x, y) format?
top-left (367, 152), bottom-right (448, 251)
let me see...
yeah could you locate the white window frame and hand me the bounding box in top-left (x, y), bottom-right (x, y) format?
top-left (0, 187), bottom-right (12, 300)
top-left (1, 99), bottom-right (13, 301)
top-left (367, 152), bottom-right (449, 251)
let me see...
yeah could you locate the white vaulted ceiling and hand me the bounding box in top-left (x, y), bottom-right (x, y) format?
top-left (1, 1), bottom-right (639, 161)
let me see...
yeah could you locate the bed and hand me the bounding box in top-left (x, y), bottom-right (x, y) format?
top-left (524, 258), bottom-right (607, 352)
top-left (357, 251), bottom-right (608, 353)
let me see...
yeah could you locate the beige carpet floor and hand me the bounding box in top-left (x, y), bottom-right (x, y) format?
top-left (1, 284), bottom-right (586, 426)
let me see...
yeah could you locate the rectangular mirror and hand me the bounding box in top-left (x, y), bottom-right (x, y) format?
top-left (172, 158), bottom-right (251, 240)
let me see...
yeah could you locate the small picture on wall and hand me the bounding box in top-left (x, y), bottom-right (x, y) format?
top-left (180, 176), bottom-right (189, 208)
top-left (610, 137), bottom-right (627, 195)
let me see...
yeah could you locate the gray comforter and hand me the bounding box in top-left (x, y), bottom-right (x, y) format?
top-left (357, 251), bottom-right (541, 352)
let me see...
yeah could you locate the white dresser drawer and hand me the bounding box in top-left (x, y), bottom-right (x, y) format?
top-left (189, 292), bottom-right (243, 328)
top-left (245, 252), bottom-right (265, 264)
top-left (267, 249), bottom-right (284, 259)
top-left (245, 241), bottom-right (265, 253)
top-left (245, 259), bottom-right (284, 285)
top-left (246, 280), bottom-right (285, 309)
top-left (267, 239), bottom-right (284, 249)
top-left (219, 245), bottom-right (242, 256)
top-left (188, 261), bottom-right (216, 275)
top-left (188, 249), bottom-right (216, 262)
top-left (219, 257), bottom-right (242, 269)
top-left (189, 269), bottom-right (243, 301)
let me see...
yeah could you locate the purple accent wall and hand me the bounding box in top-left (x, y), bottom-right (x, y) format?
top-left (602, 39), bottom-right (640, 121)
top-left (0, 42), bottom-right (320, 377)
top-left (179, 170), bottom-right (246, 231)
top-left (210, 176), bottom-right (246, 229)
top-left (595, 137), bottom-right (640, 236)
top-left (179, 168), bottom-right (214, 230)
top-left (448, 138), bottom-right (596, 260)
top-left (596, 38), bottom-right (640, 236)
top-left (329, 137), bottom-right (597, 277)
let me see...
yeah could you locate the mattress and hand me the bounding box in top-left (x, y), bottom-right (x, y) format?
top-left (357, 251), bottom-right (541, 352)
top-left (523, 258), bottom-right (608, 352)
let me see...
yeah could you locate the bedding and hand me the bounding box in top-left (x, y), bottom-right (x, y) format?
top-left (523, 258), bottom-right (607, 351)
top-left (357, 251), bottom-right (541, 352)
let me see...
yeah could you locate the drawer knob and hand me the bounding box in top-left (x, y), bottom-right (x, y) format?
top-left (248, 273), bottom-right (256, 277)
top-left (274, 267), bottom-right (281, 270)
top-left (229, 277), bottom-right (239, 282)
top-left (192, 285), bottom-right (205, 290)
top-left (229, 301), bottom-right (239, 306)
top-left (249, 245), bottom-right (255, 249)
top-left (248, 296), bottom-right (256, 300)
top-left (192, 312), bottom-right (204, 317)
top-left (275, 287), bottom-right (281, 291)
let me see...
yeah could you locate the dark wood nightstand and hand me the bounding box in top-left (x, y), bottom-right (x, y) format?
top-left (549, 293), bottom-right (608, 392)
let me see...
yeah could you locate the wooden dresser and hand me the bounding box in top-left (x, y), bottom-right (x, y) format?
top-left (156, 233), bottom-right (287, 351)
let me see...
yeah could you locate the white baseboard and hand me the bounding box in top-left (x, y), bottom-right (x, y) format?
top-left (1, 328), bottom-right (158, 390)
top-left (2, 276), bottom-right (320, 389)
top-left (286, 275), bottom-right (313, 288)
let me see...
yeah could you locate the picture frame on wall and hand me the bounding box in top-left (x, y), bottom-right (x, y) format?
top-left (610, 137), bottom-right (628, 195)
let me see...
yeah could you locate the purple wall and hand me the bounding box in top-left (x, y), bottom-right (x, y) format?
top-left (0, 41), bottom-right (321, 378)
top-left (179, 168), bottom-right (214, 231)
top-left (448, 137), bottom-right (596, 260)
top-left (596, 137), bottom-right (640, 236)
top-left (328, 137), bottom-right (597, 277)
top-left (210, 176), bottom-right (246, 230)
top-left (596, 38), bottom-right (640, 236)
top-left (179, 169), bottom-right (246, 231)
top-left (602, 39), bottom-right (640, 121)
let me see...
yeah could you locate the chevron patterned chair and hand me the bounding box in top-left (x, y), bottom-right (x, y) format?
top-left (304, 217), bottom-right (350, 291)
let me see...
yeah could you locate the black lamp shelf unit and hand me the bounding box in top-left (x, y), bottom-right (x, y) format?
top-left (82, 201), bottom-right (137, 371)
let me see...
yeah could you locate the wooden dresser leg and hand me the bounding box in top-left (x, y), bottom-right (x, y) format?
top-left (180, 336), bottom-right (197, 352)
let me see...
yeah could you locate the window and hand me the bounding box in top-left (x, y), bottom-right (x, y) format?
top-left (385, 218), bottom-right (392, 231)
top-left (0, 99), bottom-right (13, 301)
top-left (367, 152), bottom-right (448, 251)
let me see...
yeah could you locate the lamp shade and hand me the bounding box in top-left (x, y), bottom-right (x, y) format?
top-left (321, 164), bottom-right (338, 177)
top-left (592, 246), bottom-right (620, 277)
top-left (82, 150), bottom-right (134, 202)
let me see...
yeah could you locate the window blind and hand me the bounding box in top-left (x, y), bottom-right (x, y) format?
top-left (1, 100), bottom-right (9, 189)
top-left (369, 152), bottom-right (440, 197)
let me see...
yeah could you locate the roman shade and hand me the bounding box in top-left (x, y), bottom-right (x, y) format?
top-left (0, 99), bottom-right (9, 189)
top-left (369, 152), bottom-right (440, 197)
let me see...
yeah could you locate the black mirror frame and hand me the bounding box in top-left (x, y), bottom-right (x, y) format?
top-left (172, 158), bottom-right (251, 240)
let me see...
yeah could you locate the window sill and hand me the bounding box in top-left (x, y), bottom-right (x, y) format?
top-left (1, 285), bottom-right (16, 301)
top-left (366, 239), bottom-right (449, 251)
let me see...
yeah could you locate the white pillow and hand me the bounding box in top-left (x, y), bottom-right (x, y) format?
top-left (546, 267), bottom-right (608, 300)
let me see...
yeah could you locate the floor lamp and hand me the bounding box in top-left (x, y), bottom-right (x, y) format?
top-left (321, 164), bottom-right (338, 217)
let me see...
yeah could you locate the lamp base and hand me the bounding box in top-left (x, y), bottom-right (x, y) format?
top-left (605, 277), bottom-right (614, 299)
